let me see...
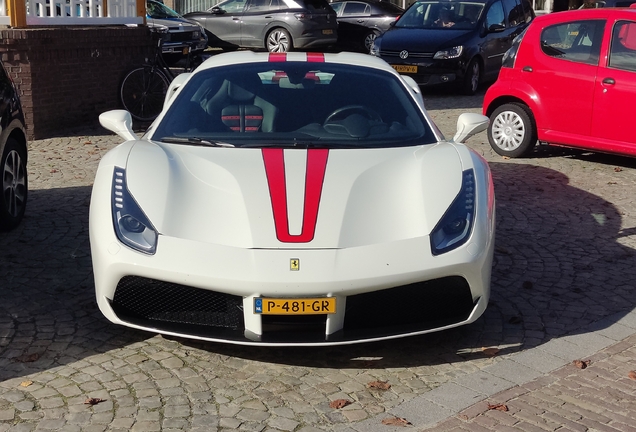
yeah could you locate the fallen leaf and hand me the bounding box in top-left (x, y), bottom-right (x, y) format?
top-left (329, 399), bottom-right (351, 409)
top-left (20, 381), bottom-right (33, 387)
top-left (84, 397), bottom-right (106, 406)
top-left (608, 181), bottom-right (618, 185)
top-left (84, 141), bottom-right (92, 145)
top-left (15, 353), bottom-right (40, 363)
top-left (614, 167), bottom-right (623, 172)
top-left (381, 416), bottom-right (412, 426)
top-left (628, 371), bottom-right (636, 381)
top-left (487, 403), bottom-right (509, 412)
top-left (522, 281), bottom-right (533, 290)
top-left (50, 169), bottom-right (58, 173)
top-left (367, 380), bottom-right (391, 390)
top-left (482, 347), bottom-right (500, 357)
top-left (573, 360), bottom-right (590, 369)
top-left (502, 156), bottom-right (510, 160)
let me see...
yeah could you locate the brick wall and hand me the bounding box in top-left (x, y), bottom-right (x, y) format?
top-left (0, 26), bottom-right (153, 140)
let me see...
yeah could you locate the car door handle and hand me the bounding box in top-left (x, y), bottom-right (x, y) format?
top-left (233, 17), bottom-right (240, 21)
top-left (602, 77), bottom-right (615, 85)
top-left (522, 66), bottom-right (533, 72)
top-left (265, 15), bottom-right (272, 18)
top-left (357, 19), bottom-right (365, 23)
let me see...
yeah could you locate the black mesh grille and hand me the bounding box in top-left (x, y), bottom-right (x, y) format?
top-left (112, 276), bottom-right (244, 330)
top-left (343, 276), bottom-right (475, 337)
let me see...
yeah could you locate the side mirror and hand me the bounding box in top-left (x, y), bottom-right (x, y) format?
top-left (210, 6), bottom-right (225, 14)
top-left (99, 110), bottom-right (138, 142)
top-left (452, 113), bottom-right (489, 143)
top-left (487, 23), bottom-right (506, 33)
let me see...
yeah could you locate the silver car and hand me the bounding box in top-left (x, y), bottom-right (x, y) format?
top-left (184, 0), bottom-right (338, 53)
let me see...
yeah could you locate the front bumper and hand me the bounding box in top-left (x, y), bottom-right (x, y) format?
top-left (380, 55), bottom-right (467, 87)
top-left (91, 230), bottom-right (493, 346)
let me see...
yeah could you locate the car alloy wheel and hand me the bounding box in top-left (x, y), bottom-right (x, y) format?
top-left (267, 28), bottom-right (292, 53)
top-left (488, 103), bottom-right (538, 158)
top-left (1, 137), bottom-right (28, 230)
top-left (460, 59), bottom-right (480, 95)
top-left (364, 30), bottom-right (379, 53)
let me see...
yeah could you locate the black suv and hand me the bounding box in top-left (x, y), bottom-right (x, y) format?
top-left (184, 0), bottom-right (338, 52)
top-left (0, 59), bottom-right (28, 231)
top-left (371, 0), bottom-right (534, 94)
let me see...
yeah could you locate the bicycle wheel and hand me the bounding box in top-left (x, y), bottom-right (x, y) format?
top-left (120, 67), bottom-right (170, 122)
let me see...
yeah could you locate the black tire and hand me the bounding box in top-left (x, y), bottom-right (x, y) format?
top-left (120, 67), bottom-right (171, 122)
top-left (0, 137), bottom-right (28, 231)
top-left (363, 30), bottom-right (380, 53)
top-left (488, 103), bottom-right (538, 158)
top-left (267, 28), bottom-right (293, 53)
top-left (459, 58), bottom-right (480, 95)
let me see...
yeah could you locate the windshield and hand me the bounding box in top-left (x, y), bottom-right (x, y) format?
top-left (152, 62), bottom-right (437, 149)
top-left (147, 1), bottom-right (182, 19)
top-left (396, 1), bottom-right (484, 30)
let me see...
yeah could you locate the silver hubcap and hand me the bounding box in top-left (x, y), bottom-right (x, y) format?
top-left (470, 63), bottom-right (479, 92)
top-left (268, 31), bottom-right (289, 52)
top-left (492, 110), bottom-right (525, 151)
top-left (364, 33), bottom-right (377, 51)
top-left (2, 149), bottom-right (26, 217)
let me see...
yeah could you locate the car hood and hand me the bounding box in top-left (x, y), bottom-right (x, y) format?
top-left (124, 141), bottom-right (464, 249)
top-left (380, 27), bottom-right (473, 52)
top-left (147, 16), bottom-right (201, 30)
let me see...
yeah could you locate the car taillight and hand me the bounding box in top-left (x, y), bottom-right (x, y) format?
top-left (295, 12), bottom-right (314, 20)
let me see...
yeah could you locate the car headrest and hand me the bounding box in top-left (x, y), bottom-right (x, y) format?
top-left (227, 82), bottom-right (255, 102)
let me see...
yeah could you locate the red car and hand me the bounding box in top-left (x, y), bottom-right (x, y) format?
top-left (483, 6), bottom-right (636, 158)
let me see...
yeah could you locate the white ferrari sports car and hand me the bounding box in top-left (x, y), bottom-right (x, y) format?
top-left (90, 51), bottom-right (495, 346)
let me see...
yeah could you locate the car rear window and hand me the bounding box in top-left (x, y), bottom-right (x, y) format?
top-left (153, 62), bottom-right (436, 148)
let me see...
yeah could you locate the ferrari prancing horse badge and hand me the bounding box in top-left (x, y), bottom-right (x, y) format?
top-left (290, 259), bottom-right (300, 271)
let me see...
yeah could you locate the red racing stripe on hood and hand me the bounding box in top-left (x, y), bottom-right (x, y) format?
top-left (262, 149), bottom-right (329, 243)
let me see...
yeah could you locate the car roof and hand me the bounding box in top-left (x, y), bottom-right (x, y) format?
top-left (196, 51), bottom-right (400, 74)
top-left (532, 6), bottom-right (636, 24)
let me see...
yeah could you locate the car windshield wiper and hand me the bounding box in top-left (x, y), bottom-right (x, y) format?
top-left (159, 137), bottom-right (235, 148)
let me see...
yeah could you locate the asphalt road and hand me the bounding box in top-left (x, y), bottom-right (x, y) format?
top-left (1, 86), bottom-right (635, 431)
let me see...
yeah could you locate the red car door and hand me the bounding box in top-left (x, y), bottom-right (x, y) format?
top-left (592, 18), bottom-right (636, 154)
top-left (525, 19), bottom-right (605, 140)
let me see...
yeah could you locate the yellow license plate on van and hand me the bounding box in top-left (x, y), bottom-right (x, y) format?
top-left (323, 29), bottom-right (334, 35)
top-left (392, 65), bottom-right (418, 73)
top-left (254, 298), bottom-right (336, 315)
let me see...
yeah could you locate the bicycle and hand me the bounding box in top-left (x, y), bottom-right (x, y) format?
top-left (120, 28), bottom-right (201, 122)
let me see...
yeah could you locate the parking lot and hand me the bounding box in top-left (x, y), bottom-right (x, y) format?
top-left (1, 88), bottom-right (636, 431)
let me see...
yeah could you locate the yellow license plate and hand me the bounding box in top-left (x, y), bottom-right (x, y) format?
top-left (254, 298), bottom-right (336, 315)
top-left (322, 29), bottom-right (334, 35)
top-left (392, 65), bottom-right (417, 73)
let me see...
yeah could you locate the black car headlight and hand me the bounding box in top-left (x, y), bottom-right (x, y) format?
top-left (112, 167), bottom-right (158, 254)
top-left (430, 169), bottom-right (475, 255)
top-left (433, 45), bottom-right (463, 60)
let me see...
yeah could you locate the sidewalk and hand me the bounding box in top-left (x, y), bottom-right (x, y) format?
top-left (354, 313), bottom-right (636, 431)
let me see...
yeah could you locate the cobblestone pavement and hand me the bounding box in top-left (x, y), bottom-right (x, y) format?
top-left (1, 86), bottom-right (636, 432)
